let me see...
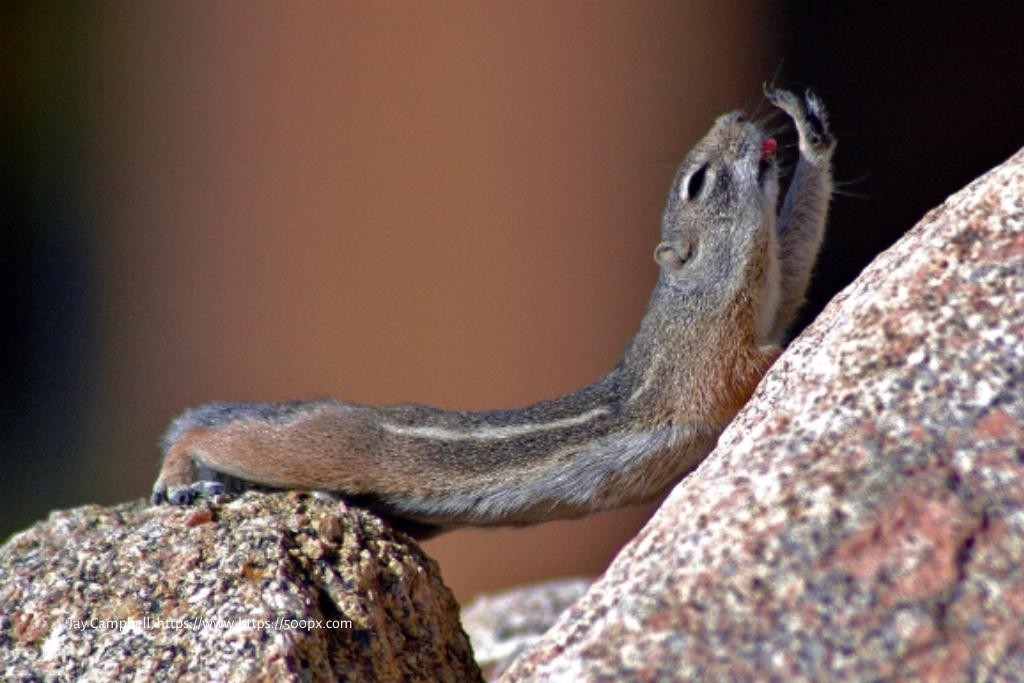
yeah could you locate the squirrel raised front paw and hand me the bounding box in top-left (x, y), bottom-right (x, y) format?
top-left (765, 86), bottom-right (835, 159)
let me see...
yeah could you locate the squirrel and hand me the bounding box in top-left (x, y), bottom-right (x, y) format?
top-left (151, 88), bottom-right (835, 539)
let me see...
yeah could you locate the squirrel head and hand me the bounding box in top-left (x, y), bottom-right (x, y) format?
top-left (654, 111), bottom-right (780, 298)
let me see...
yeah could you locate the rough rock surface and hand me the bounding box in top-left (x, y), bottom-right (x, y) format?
top-left (0, 493), bottom-right (481, 682)
top-left (462, 577), bottom-right (591, 679)
top-left (503, 150), bottom-right (1024, 682)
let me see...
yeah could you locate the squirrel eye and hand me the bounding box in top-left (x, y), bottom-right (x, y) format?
top-left (654, 242), bottom-right (692, 269)
top-left (684, 164), bottom-right (708, 200)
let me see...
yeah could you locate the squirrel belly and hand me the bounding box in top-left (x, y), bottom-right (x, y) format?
top-left (152, 88), bottom-right (835, 538)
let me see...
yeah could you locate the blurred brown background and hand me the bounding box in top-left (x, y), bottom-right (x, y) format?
top-left (4, 2), bottom-right (1023, 603)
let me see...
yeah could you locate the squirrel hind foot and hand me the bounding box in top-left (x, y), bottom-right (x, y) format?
top-left (151, 441), bottom-right (259, 505)
top-left (151, 480), bottom-right (225, 506)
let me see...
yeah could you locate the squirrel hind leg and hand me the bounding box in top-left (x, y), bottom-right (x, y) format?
top-left (151, 429), bottom-right (263, 505)
top-left (153, 400), bottom-right (322, 505)
top-left (151, 441), bottom-right (203, 504)
top-left (151, 455), bottom-right (262, 505)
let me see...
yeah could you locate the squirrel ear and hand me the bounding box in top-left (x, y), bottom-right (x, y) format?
top-left (654, 242), bottom-right (691, 270)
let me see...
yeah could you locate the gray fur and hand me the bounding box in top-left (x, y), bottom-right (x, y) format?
top-left (377, 424), bottom-right (688, 527)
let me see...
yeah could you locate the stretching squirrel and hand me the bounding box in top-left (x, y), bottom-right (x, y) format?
top-left (152, 88), bottom-right (835, 538)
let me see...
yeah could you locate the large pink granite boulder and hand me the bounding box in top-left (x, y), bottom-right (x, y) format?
top-left (504, 149), bottom-right (1024, 681)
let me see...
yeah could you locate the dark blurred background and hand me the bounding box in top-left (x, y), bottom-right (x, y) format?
top-left (4, 2), bottom-right (1022, 602)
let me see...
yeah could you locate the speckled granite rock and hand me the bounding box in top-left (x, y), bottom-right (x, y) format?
top-left (503, 149), bottom-right (1024, 682)
top-left (0, 493), bottom-right (482, 682)
top-left (462, 577), bottom-right (591, 679)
